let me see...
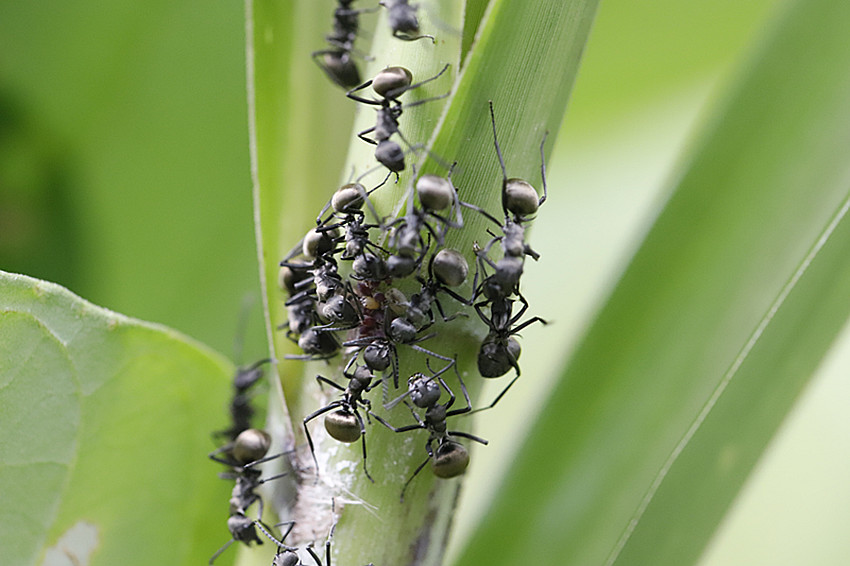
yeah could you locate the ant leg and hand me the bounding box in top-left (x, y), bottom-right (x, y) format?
top-left (488, 100), bottom-right (509, 183)
top-left (242, 447), bottom-right (294, 470)
top-left (460, 200), bottom-right (502, 227)
top-left (446, 365), bottom-right (473, 418)
top-left (209, 539), bottom-right (235, 565)
top-left (510, 315), bottom-right (547, 334)
top-left (306, 545), bottom-right (324, 566)
top-left (357, 125), bottom-right (379, 146)
top-left (316, 375), bottom-right (348, 392)
top-left (345, 78), bottom-right (380, 104)
top-left (539, 130), bottom-right (549, 207)
top-left (400, 454), bottom-right (431, 502)
top-left (303, 402), bottom-right (343, 474)
top-left (470, 372), bottom-right (520, 415)
top-left (400, 438), bottom-right (435, 502)
top-left (352, 408), bottom-right (375, 482)
top-left (393, 29), bottom-right (435, 43)
top-left (448, 431), bottom-right (489, 446)
top-left (370, 410), bottom-right (424, 433)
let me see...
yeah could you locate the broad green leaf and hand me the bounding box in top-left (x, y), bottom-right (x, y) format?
top-left (455, 0), bottom-right (850, 565)
top-left (0, 271), bottom-right (234, 566)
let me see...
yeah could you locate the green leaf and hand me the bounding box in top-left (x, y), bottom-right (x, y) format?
top-left (454, 0), bottom-right (850, 565)
top-left (0, 271), bottom-right (234, 566)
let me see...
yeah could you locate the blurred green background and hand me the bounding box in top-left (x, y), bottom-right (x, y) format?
top-left (0, 0), bottom-right (265, 361)
top-left (3, 0), bottom-right (849, 564)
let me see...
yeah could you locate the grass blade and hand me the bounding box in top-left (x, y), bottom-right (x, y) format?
top-left (455, 0), bottom-right (850, 564)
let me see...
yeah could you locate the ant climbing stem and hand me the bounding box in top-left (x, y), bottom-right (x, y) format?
top-left (346, 64), bottom-right (451, 174)
top-left (372, 359), bottom-right (488, 501)
top-left (312, 0), bottom-right (378, 89)
top-left (302, 364), bottom-right (380, 482)
top-left (380, 0), bottom-right (436, 43)
top-left (488, 100), bottom-right (549, 221)
top-left (208, 429), bottom-right (295, 565)
top-left (314, 166), bottom-right (393, 227)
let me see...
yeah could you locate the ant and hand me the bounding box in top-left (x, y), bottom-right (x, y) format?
top-left (392, 248), bottom-right (471, 334)
top-left (373, 360), bottom-right (487, 501)
top-left (342, 301), bottom-right (455, 390)
top-left (208, 428), bottom-right (292, 564)
top-left (280, 262), bottom-right (318, 339)
top-left (473, 292), bottom-right (546, 409)
top-left (380, 0), bottom-right (435, 42)
top-left (215, 358), bottom-right (271, 442)
top-left (280, 255), bottom-right (346, 361)
top-left (272, 501), bottom-right (375, 566)
top-left (466, 100), bottom-right (549, 301)
top-left (346, 64), bottom-right (450, 174)
top-left (303, 363), bottom-right (378, 482)
top-left (312, 0), bottom-right (377, 89)
top-left (384, 166), bottom-right (464, 278)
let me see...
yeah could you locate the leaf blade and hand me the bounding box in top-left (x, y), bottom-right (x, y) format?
top-left (455, 0), bottom-right (850, 564)
top-left (0, 271), bottom-right (234, 566)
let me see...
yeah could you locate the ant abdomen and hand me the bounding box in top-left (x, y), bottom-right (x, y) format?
top-left (431, 440), bottom-right (470, 478)
top-left (325, 410), bottom-right (362, 443)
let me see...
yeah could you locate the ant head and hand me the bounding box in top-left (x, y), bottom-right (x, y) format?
top-left (372, 66), bottom-right (413, 98)
top-left (416, 174), bottom-right (454, 212)
top-left (227, 513), bottom-right (262, 544)
top-left (298, 328), bottom-right (340, 357)
top-left (364, 341), bottom-right (392, 371)
top-left (431, 248), bottom-right (468, 287)
top-left (351, 364), bottom-right (375, 385)
top-left (408, 373), bottom-right (441, 408)
top-left (272, 548), bottom-right (300, 566)
top-left (389, 317), bottom-right (417, 343)
top-left (324, 410), bottom-right (361, 443)
top-left (332, 183), bottom-right (367, 214)
top-left (431, 439), bottom-right (470, 478)
top-left (320, 294), bottom-right (357, 323)
top-left (232, 428), bottom-right (272, 465)
top-left (352, 252), bottom-right (389, 281)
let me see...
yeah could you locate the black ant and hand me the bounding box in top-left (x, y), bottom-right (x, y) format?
top-left (280, 261), bottom-right (318, 339)
top-left (373, 360), bottom-right (487, 501)
top-left (391, 248), bottom-right (471, 334)
top-left (473, 293), bottom-right (546, 409)
top-left (346, 64), bottom-right (450, 173)
top-left (215, 358), bottom-right (271, 442)
top-left (303, 364), bottom-right (378, 482)
top-left (380, 0), bottom-right (435, 42)
top-left (208, 429), bottom-right (292, 564)
top-left (280, 255), bottom-right (346, 361)
top-left (465, 100), bottom-right (549, 301)
top-left (272, 501), bottom-right (375, 566)
top-left (342, 300), bottom-right (455, 390)
top-left (312, 0), bottom-right (377, 89)
top-left (384, 165), bottom-right (464, 278)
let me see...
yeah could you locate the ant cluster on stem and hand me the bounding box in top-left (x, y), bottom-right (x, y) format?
top-left (209, 2), bottom-right (552, 564)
